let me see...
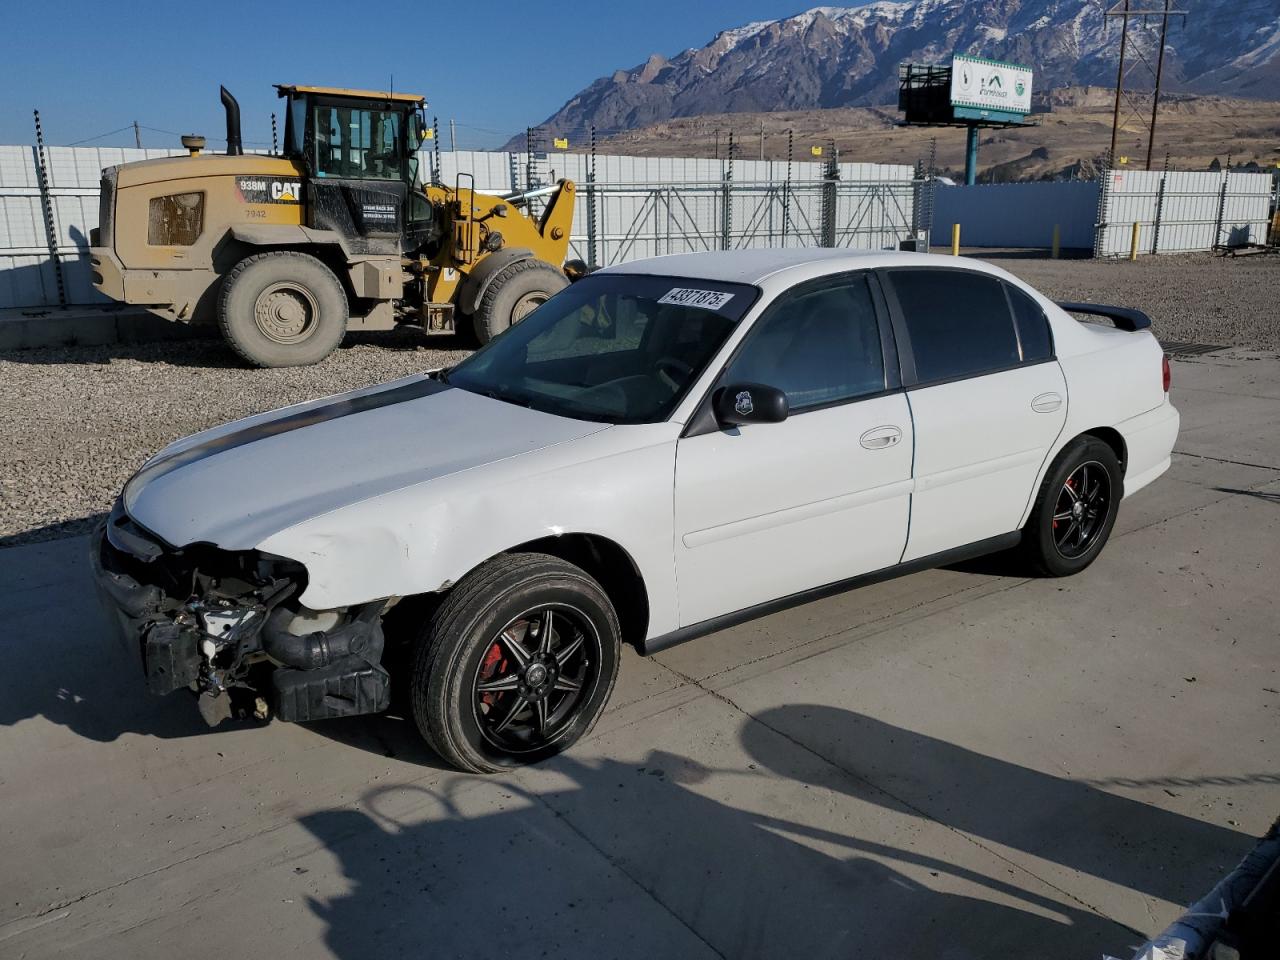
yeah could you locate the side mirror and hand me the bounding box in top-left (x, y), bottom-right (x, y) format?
top-left (410, 113), bottom-right (430, 150)
top-left (713, 383), bottom-right (788, 427)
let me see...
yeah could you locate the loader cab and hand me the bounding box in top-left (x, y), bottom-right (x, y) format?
top-left (275, 84), bottom-right (434, 254)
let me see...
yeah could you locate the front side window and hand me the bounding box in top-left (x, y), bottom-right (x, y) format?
top-left (147, 192), bottom-right (204, 246)
top-left (312, 105), bottom-right (402, 180)
top-left (721, 275), bottom-right (886, 411)
top-left (888, 269), bottom-right (1020, 384)
top-left (444, 274), bottom-right (758, 423)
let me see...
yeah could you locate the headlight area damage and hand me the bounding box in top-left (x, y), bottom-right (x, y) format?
top-left (91, 501), bottom-right (390, 726)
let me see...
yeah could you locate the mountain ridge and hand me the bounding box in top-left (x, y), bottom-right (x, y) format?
top-left (505, 1), bottom-right (1280, 150)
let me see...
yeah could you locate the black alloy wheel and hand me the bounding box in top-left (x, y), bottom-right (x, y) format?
top-left (1022, 435), bottom-right (1123, 577)
top-left (410, 552), bottom-right (621, 773)
top-left (471, 604), bottom-right (599, 754)
top-left (1051, 461), bottom-right (1112, 559)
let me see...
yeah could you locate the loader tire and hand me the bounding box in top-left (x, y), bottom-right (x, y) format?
top-left (472, 259), bottom-right (568, 344)
top-left (218, 251), bottom-right (348, 368)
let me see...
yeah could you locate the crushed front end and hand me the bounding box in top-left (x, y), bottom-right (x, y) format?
top-left (91, 499), bottom-right (391, 726)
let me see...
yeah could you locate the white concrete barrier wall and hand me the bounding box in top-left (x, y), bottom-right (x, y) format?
top-left (0, 145), bottom-right (918, 309)
top-left (930, 181), bottom-right (1101, 250)
top-left (1095, 169), bottom-right (1273, 257)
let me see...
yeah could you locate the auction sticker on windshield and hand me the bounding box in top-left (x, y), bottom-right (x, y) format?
top-left (657, 288), bottom-right (736, 310)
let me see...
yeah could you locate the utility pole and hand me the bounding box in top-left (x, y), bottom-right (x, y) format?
top-left (133, 120), bottom-right (142, 149)
top-left (1105, 0), bottom-right (1188, 171)
top-left (1146, 0), bottom-right (1172, 170)
top-left (1108, 0), bottom-right (1130, 163)
top-left (449, 118), bottom-right (457, 152)
top-left (759, 119), bottom-right (765, 161)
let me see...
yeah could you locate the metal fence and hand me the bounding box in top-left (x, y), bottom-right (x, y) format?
top-left (1094, 167), bottom-right (1274, 257)
top-left (565, 177), bottom-right (918, 266)
top-left (439, 149), bottom-right (921, 267)
top-left (0, 145), bottom-right (921, 311)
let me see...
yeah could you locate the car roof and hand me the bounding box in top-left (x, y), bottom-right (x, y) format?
top-left (597, 249), bottom-right (1004, 287)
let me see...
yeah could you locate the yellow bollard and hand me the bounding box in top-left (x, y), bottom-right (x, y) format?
top-left (951, 223), bottom-right (961, 256)
top-left (1129, 221), bottom-right (1141, 261)
top-left (1051, 224), bottom-right (1061, 260)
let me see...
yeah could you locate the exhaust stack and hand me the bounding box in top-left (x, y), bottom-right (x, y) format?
top-left (220, 85), bottom-right (243, 156)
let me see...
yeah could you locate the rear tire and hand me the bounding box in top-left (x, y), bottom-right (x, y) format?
top-left (410, 553), bottom-right (621, 774)
top-left (218, 251), bottom-right (348, 367)
top-left (472, 259), bottom-right (568, 344)
top-left (1022, 436), bottom-right (1122, 577)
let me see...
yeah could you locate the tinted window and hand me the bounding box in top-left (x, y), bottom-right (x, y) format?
top-left (722, 276), bottom-right (885, 410)
top-left (1006, 283), bottom-right (1054, 362)
top-left (444, 274), bottom-right (757, 424)
top-left (889, 270), bottom-right (1020, 383)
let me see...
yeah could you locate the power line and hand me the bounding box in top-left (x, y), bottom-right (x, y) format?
top-left (66, 124), bottom-right (135, 146)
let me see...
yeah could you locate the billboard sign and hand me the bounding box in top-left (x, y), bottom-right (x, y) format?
top-left (950, 55), bottom-right (1033, 116)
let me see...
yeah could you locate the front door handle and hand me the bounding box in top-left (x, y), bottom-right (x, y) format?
top-left (860, 425), bottom-right (902, 450)
top-left (1032, 392), bottom-right (1064, 414)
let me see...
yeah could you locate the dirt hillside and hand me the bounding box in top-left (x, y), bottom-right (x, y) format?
top-left (589, 88), bottom-right (1280, 180)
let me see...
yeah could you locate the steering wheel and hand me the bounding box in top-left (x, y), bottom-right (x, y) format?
top-left (655, 356), bottom-right (694, 392)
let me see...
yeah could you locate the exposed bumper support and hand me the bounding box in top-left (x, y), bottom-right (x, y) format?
top-left (91, 512), bottom-right (390, 724)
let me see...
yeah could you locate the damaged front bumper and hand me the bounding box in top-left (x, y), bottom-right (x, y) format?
top-left (91, 500), bottom-right (391, 726)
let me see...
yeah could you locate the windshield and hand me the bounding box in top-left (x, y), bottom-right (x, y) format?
top-left (444, 274), bottom-right (759, 424)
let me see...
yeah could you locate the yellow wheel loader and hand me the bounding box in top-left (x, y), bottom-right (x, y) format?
top-left (90, 85), bottom-right (578, 367)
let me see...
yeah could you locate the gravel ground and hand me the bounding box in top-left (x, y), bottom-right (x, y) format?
top-left (2, 251), bottom-right (1277, 546)
top-left (991, 251), bottom-right (1280, 350)
top-left (1, 330), bottom-right (470, 546)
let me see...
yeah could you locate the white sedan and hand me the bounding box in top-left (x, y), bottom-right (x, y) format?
top-left (93, 249), bottom-right (1180, 772)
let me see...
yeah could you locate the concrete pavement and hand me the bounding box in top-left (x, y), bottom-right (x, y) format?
top-left (0, 353), bottom-right (1277, 959)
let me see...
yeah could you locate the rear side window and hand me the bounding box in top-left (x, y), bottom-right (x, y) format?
top-left (888, 269), bottom-right (1020, 383)
top-left (1006, 283), bottom-right (1054, 362)
top-left (722, 275), bottom-right (885, 410)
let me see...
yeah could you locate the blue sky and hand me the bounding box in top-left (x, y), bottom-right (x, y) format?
top-left (0, 0), bottom-right (815, 149)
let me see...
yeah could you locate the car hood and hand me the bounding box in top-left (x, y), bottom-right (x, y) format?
top-left (123, 376), bottom-right (608, 550)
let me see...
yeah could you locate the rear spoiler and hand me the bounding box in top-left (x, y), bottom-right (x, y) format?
top-left (1055, 301), bottom-right (1152, 332)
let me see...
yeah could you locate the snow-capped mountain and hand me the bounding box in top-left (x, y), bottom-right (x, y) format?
top-left (511, 1), bottom-right (1280, 146)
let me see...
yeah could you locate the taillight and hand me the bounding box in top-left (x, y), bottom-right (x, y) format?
top-left (1162, 355), bottom-right (1171, 392)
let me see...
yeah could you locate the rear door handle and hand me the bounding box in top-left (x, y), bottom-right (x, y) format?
top-left (860, 425), bottom-right (902, 450)
top-left (1032, 392), bottom-right (1063, 414)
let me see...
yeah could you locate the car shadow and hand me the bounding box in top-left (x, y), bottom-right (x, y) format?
top-left (942, 547), bottom-right (1031, 578)
top-left (1213, 486), bottom-right (1280, 505)
top-left (0, 513), bottom-right (108, 550)
top-left (0, 536), bottom-right (459, 762)
top-left (0, 535), bottom-right (250, 743)
top-left (739, 704), bottom-right (1260, 911)
top-left (296, 749), bottom-right (1140, 959)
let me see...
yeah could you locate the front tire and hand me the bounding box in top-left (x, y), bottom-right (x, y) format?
top-left (218, 251), bottom-right (348, 367)
top-left (410, 553), bottom-right (621, 773)
top-left (472, 259), bottom-right (568, 344)
top-left (1022, 436), bottom-right (1122, 577)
